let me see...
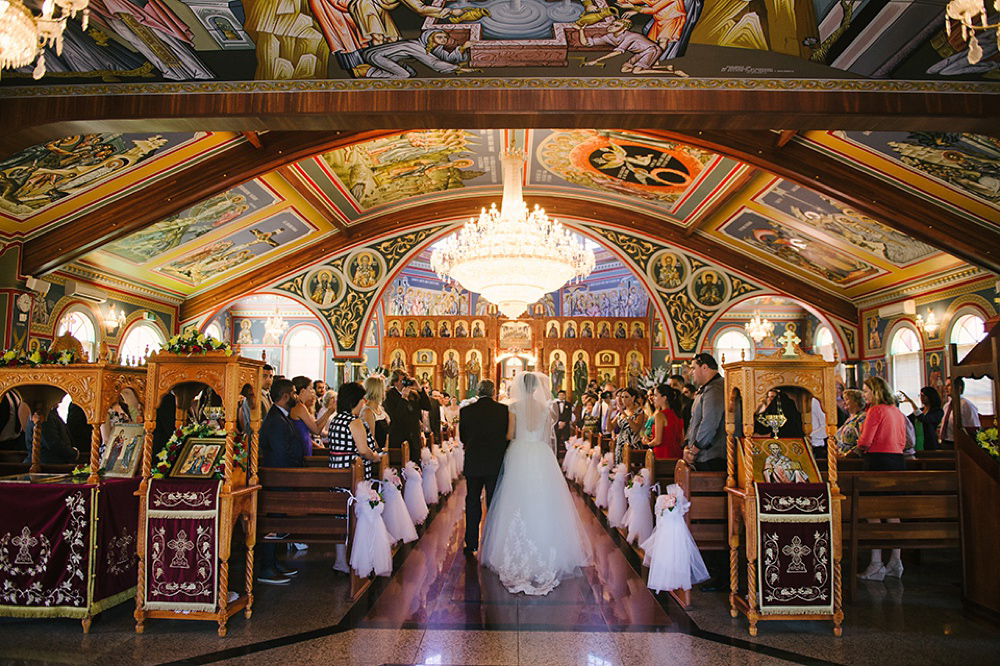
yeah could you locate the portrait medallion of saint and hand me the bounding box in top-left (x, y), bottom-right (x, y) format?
top-left (304, 267), bottom-right (345, 309)
top-left (647, 250), bottom-right (687, 292)
top-left (690, 268), bottom-right (728, 309)
top-left (346, 250), bottom-right (385, 291)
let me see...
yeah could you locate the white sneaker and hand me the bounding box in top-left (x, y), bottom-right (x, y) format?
top-left (859, 562), bottom-right (886, 581)
top-left (884, 559), bottom-right (904, 578)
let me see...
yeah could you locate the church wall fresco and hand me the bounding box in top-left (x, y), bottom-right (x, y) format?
top-left (2, 0), bottom-right (995, 88)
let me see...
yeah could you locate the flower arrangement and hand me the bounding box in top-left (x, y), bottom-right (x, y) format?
top-left (637, 366), bottom-right (669, 393)
top-left (383, 467), bottom-right (403, 492)
top-left (165, 331), bottom-right (233, 356)
top-left (655, 492), bottom-right (678, 514)
top-left (368, 485), bottom-right (384, 509)
top-left (154, 422), bottom-right (246, 479)
top-left (1, 348), bottom-right (75, 367)
top-left (976, 427), bottom-right (999, 461)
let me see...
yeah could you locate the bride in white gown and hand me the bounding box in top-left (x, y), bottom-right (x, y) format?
top-left (479, 372), bottom-right (593, 595)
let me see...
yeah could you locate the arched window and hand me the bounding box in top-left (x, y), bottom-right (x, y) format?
top-left (715, 329), bottom-right (753, 371)
top-left (951, 313), bottom-right (993, 415)
top-left (284, 326), bottom-right (325, 381)
top-left (120, 322), bottom-right (165, 364)
top-left (890, 327), bottom-right (922, 414)
top-left (205, 322), bottom-right (223, 342)
top-left (57, 307), bottom-right (98, 362)
top-left (815, 326), bottom-right (835, 362)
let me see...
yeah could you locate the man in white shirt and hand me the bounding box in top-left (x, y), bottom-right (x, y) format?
top-left (939, 376), bottom-right (981, 448)
top-left (810, 397), bottom-right (827, 451)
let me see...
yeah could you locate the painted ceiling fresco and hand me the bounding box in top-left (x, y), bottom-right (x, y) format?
top-left (1, 1), bottom-right (997, 90)
top-left (43, 128), bottom-right (973, 303)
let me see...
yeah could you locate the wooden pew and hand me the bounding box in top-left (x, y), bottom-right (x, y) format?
top-left (844, 470), bottom-right (959, 599)
top-left (674, 460), bottom-right (728, 551)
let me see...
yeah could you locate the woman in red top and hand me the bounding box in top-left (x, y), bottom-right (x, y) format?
top-left (643, 384), bottom-right (684, 459)
top-left (856, 376), bottom-right (905, 581)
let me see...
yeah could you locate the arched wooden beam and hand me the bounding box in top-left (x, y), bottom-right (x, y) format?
top-left (179, 194), bottom-right (858, 324)
top-left (1, 85), bottom-right (996, 155)
top-left (644, 130), bottom-right (1000, 275)
top-left (20, 130), bottom-right (401, 276)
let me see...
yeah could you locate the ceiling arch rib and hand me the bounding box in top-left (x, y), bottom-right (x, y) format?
top-left (178, 194), bottom-right (859, 325)
top-left (19, 130), bottom-right (401, 277)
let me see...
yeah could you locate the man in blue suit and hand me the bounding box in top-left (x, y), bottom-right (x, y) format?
top-left (257, 378), bottom-right (302, 584)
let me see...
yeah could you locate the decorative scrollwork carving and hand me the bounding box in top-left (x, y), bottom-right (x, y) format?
top-left (590, 228), bottom-right (657, 267)
top-left (374, 226), bottom-right (445, 266)
top-left (276, 275), bottom-right (305, 298)
top-left (730, 277), bottom-right (761, 298)
top-left (662, 291), bottom-right (711, 352)
top-left (326, 290), bottom-right (370, 350)
top-left (157, 367), bottom-right (225, 397)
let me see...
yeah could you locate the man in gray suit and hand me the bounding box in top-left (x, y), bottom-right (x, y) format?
top-left (684, 353), bottom-right (727, 472)
top-left (459, 380), bottom-right (510, 556)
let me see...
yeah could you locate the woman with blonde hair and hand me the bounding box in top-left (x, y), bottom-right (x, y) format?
top-left (362, 375), bottom-right (390, 452)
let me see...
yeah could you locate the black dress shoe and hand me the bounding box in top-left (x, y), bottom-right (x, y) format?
top-left (276, 564), bottom-right (299, 577)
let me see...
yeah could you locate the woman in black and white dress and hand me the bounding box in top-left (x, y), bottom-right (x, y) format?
top-left (328, 382), bottom-right (380, 481)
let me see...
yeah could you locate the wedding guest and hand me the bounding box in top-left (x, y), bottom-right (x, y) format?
top-left (237, 383), bottom-right (256, 435)
top-left (901, 386), bottom-right (944, 451)
top-left (316, 390), bottom-right (338, 448)
top-left (0, 390), bottom-right (29, 452)
top-left (441, 394), bottom-right (460, 435)
top-left (257, 378), bottom-right (301, 585)
top-left (643, 384), bottom-right (684, 459)
top-left (835, 389), bottom-right (866, 455)
top-left (939, 376), bottom-right (980, 449)
top-left (613, 387), bottom-right (644, 464)
top-left (684, 353), bottom-right (726, 472)
top-left (24, 407), bottom-right (79, 464)
top-left (260, 364), bottom-right (274, 416)
top-left (581, 392), bottom-right (600, 439)
top-left (328, 381), bottom-right (381, 481)
top-left (362, 375), bottom-right (390, 451)
top-left (290, 376), bottom-right (334, 456)
top-left (856, 376), bottom-right (906, 581)
top-left (669, 374), bottom-right (693, 429)
top-left (313, 379), bottom-right (327, 416)
top-left (66, 402), bottom-right (93, 458)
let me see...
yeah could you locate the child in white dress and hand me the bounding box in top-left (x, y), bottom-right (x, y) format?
top-left (641, 484), bottom-right (710, 592)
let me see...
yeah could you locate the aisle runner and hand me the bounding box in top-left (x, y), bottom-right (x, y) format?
top-left (0, 482), bottom-right (93, 612)
top-left (144, 479), bottom-right (220, 612)
top-left (755, 482), bottom-right (833, 615)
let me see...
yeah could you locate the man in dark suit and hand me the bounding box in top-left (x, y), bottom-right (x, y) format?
top-left (257, 378), bottom-right (302, 585)
top-left (459, 380), bottom-right (510, 555)
top-left (552, 390), bottom-right (574, 453)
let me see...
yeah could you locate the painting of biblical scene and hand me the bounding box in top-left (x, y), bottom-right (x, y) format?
top-left (535, 130), bottom-right (715, 204)
top-left (722, 211), bottom-right (881, 286)
top-left (321, 130), bottom-right (492, 209)
top-left (756, 180), bottom-right (938, 265)
top-left (837, 132), bottom-right (1000, 207)
top-left (386, 276), bottom-right (469, 315)
top-left (0, 133), bottom-right (194, 217)
top-left (305, 267), bottom-right (345, 308)
top-left (156, 211), bottom-right (312, 285)
top-left (750, 438), bottom-right (820, 485)
top-left (101, 424), bottom-right (145, 478)
top-left (103, 182), bottom-right (275, 264)
top-left (562, 276), bottom-right (648, 317)
top-left (172, 438), bottom-right (225, 479)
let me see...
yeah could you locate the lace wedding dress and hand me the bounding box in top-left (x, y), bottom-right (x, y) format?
top-left (479, 372), bottom-right (593, 595)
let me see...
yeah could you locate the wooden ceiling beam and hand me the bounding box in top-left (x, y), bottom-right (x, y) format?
top-left (644, 130), bottom-right (1000, 275)
top-left (179, 194), bottom-right (858, 325)
top-left (20, 130), bottom-right (401, 276)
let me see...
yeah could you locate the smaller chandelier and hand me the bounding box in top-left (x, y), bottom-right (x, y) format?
top-left (263, 305), bottom-right (287, 344)
top-left (431, 145), bottom-right (595, 319)
top-left (916, 309), bottom-right (940, 336)
top-left (944, 0), bottom-right (1000, 64)
top-left (745, 311), bottom-right (774, 343)
top-left (104, 304), bottom-right (126, 333)
top-left (0, 0), bottom-right (90, 80)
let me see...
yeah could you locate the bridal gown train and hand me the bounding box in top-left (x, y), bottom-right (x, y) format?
top-left (479, 373), bottom-right (592, 595)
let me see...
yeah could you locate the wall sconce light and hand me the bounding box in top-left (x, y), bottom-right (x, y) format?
top-left (916, 309), bottom-right (939, 336)
top-left (104, 304), bottom-right (126, 333)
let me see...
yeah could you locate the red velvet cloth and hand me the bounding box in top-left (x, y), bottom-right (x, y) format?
top-left (94, 477), bottom-right (141, 602)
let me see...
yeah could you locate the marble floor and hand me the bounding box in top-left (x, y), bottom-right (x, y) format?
top-left (1, 480), bottom-right (997, 665)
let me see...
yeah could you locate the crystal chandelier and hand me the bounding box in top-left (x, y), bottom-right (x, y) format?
top-left (745, 311), bottom-right (774, 343)
top-left (0, 0), bottom-right (90, 80)
top-left (430, 145), bottom-right (595, 319)
top-left (263, 305), bottom-right (287, 344)
top-left (944, 0), bottom-right (1000, 64)
top-left (916, 308), bottom-right (940, 335)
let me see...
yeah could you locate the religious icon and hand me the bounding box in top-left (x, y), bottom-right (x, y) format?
top-left (466, 351), bottom-right (481, 398)
top-left (631, 323), bottom-right (644, 338)
top-left (454, 321), bottom-right (467, 337)
top-left (761, 440), bottom-right (810, 484)
top-left (439, 321), bottom-right (451, 337)
top-left (550, 351), bottom-right (566, 397)
top-left (565, 322), bottom-right (577, 338)
top-left (404, 321), bottom-right (418, 337)
top-left (350, 252), bottom-right (379, 288)
top-left (420, 320), bottom-right (434, 337)
top-left (443, 351), bottom-right (460, 396)
top-left (694, 270), bottom-right (725, 306)
top-left (390, 350), bottom-right (406, 371)
top-left (547, 323), bottom-right (559, 338)
top-left (627, 352), bottom-right (643, 388)
top-left (615, 322), bottom-right (627, 338)
top-left (581, 322), bottom-right (593, 338)
top-left (387, 321), bottom-right (400, 337)
top-left (472, 321), bottom-right (484, 338)
top-left (573, 352), bottom-right (588, 399)
top-left (598, 322), bottom-right (611, 338)
top-left (601, 352), bottom-right (613, 365)
top-left (171, 437), bottom-right (225, 478)
top-left (307, 268), bottom-right (340, 307)
top-left (868, 316), bottom-right (882, 350)
top-left (654, 252), bottom-right (683, 289)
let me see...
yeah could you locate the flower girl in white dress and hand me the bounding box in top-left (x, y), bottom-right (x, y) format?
top-left (479, 372), bottom-right (592, 595)
top-left (641, 484), bottom-right (709, 592)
